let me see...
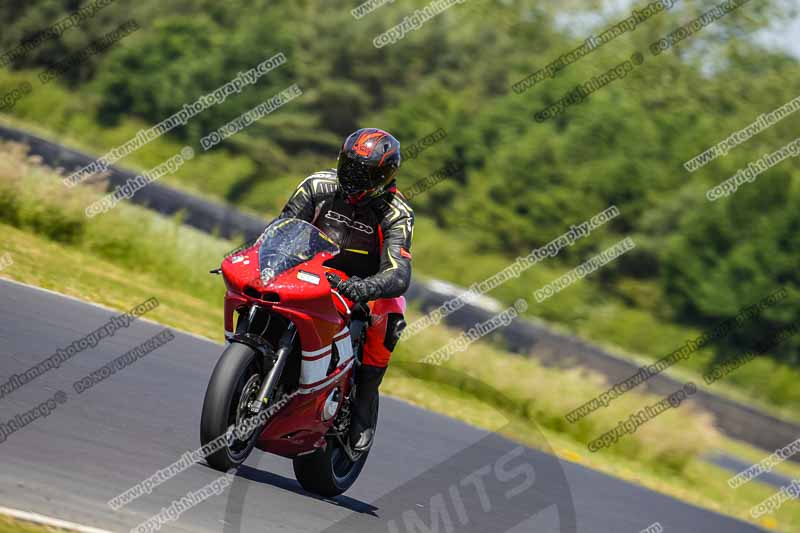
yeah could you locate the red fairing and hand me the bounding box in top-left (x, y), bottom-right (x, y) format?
top-left (221, 241), bottom-right (357, 457)
top-left (222, 246), bottom-right (346, 349)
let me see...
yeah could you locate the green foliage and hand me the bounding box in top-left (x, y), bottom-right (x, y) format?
top-left (0, 142), bottom-right (227, 294)
top-left (0, 0), bottom-right (799, 383)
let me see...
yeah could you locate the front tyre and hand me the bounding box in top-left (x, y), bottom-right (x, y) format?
top-left (201, 342), bottom-right (265, 471)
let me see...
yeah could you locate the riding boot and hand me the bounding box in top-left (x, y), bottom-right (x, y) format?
top-left (349, 364), bottom-right (386, 452)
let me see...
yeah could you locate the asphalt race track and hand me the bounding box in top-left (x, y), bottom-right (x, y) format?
top-left (0, 279), bottom-right (767, 533)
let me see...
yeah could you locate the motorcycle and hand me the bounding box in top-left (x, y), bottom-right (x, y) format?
top-left (201, 218), bottom-right (374, 496)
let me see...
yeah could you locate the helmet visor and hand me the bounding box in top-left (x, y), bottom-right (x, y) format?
top-left (337, 155), bottom-right (376, 196)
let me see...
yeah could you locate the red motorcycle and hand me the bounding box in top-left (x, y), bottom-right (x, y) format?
top-left (201, 218), bottom-right (380, 496)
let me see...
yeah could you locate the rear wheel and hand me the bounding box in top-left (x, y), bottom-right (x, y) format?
top-left (201, 342), bottom-right (267, 471)
top-left (292, 396), bottom-right (377, 497)
top-left (292, 440), bottom-right (370, 497)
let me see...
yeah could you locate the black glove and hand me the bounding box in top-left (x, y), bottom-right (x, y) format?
top-left (337, 275), bottom-right (379, 303)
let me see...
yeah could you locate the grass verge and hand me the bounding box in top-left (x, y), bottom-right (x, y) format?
top-left (1, 96), bottom-right (798, 422)
top-left (0, 515), bottom-right (72, 533)
top-left (0, 144), bottom-right (797, 531)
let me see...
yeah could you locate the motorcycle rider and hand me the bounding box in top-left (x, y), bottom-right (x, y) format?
top-left (278, 128), bottom-right (414, 452)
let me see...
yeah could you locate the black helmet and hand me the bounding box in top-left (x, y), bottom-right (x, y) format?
top-left (337, 128), bottom-right (401, 204)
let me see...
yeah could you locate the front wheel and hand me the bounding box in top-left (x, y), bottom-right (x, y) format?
top-left (201, 342), bottom-right (266, 471)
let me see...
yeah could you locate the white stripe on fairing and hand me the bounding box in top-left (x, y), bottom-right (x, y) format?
top-left (300, 326), bottom-right (350, 357)
top-left (300, 353), bottom-right (333, 385)
top-left (298, 359), bottom-right (354, 394)
top-left (302, 348), bottom-right (332, 361)
top-left (302, 345), bottom-right (333, 357)
top-left (298, 326), bottom-right (352, 389)
top-left (334, 330), bottom-right (354, 366)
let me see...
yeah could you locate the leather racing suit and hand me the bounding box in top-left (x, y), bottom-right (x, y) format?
top-left (278, 169), bottom-right (414, 368)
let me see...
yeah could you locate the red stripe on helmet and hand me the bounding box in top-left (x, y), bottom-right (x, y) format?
top-left (379, 147), bottom-right (397, 165)
top-left (352, 130), bottom-right (386, 157)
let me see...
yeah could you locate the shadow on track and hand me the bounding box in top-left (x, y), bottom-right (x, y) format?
top-left (222, 363), bottom-right (577, 533)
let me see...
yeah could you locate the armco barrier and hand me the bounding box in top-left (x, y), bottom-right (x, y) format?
top-left (3, 124), bottom-right (799, 456)
top-left (0, 125), bottom-right (266, 241)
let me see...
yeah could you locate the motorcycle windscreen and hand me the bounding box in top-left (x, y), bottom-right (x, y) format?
top-left (257, 218), bottom-right (340, 284)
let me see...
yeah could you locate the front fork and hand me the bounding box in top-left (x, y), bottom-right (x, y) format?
top-left (229, 305), bottom-right (297, 414)
top-left (252, 323), bottom-right (295, 412)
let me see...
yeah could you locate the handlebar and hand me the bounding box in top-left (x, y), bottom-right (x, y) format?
top-left (325, 272), bottom-right (372, 322)
top-left (325, 271), bottom-right (344, 289)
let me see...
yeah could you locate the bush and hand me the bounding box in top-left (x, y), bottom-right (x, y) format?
top-left (0, 141), bottom-right (230, 295)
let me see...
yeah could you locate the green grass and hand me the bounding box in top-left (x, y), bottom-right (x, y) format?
top-left (722, 438), bottom-right (800, 484)
top-left (410, 216), bottom-right (800, 424)
top-left (1, 61), bottom-right (799, 420)
top-left (0, 515), bottom-right (71, 533)
top-left (2, 74), bottom-right (797, 422)
top-left (1, 222), bottom-right (795, 532)
top-left (0, 141), bottom-right (797, 532)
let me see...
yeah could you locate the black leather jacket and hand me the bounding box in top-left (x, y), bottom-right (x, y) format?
top-left (278, 169), bottom-right (414, 299)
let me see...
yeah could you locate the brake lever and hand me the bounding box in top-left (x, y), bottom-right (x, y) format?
top-left (330, 289), bottom-right (351, 316)
top-left (209, 268), bottom-right (222, 275)
top-left (326, 272), bottom-right (352, 315)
